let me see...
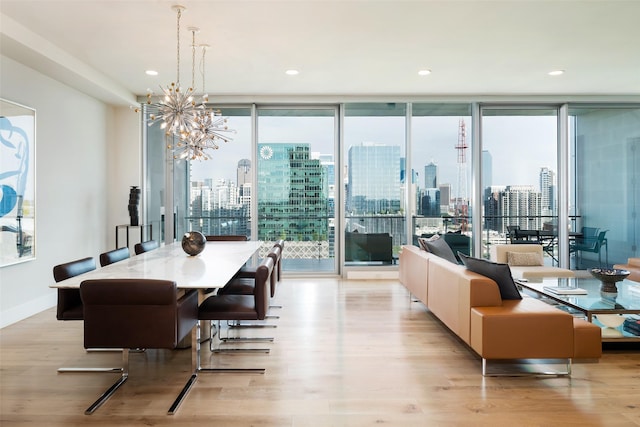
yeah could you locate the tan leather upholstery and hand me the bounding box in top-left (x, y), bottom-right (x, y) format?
top-left (573, 318), bottom-right (602, 358)
top-left (490, 244), bottom-right (575, 279)
top-left (470, 299), bottom-right (574, 359)
top-left (613, 257), bottom-right (640, 282)
top-left (398, 245), bottom-right (602, 366)
top-left (398, 245), bottom-right (429, 305)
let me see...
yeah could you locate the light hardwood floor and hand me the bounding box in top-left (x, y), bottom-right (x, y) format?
top-left (1, 278), bottom-right (639, 426)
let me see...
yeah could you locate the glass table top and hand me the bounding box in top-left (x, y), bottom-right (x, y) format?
top-left (518, 277), bottom-right (640, 340)
top-left (520, 277), bottom-right (640, 314)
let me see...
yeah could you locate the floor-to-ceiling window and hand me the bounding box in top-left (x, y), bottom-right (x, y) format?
top-left (343, 103), bottom-right (406, 266)
top-left (257, 107), bottom-right (338, 273)
top-left (411, 104), bottom-right (472, 260)
top-left (569, 105), bottom-right (640, 268)
top-left (185, 107), bottom-right (253, 239)
top-left (480, 106), bottom-right (559, 262)
top-left (144, 100), bottom-right (639, 276)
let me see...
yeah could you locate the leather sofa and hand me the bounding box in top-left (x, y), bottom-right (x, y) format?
top-left (613, 257), bottom-right (640, 282)
top-left (490, 244), bottom-right (575, 279)
top-left (398, 245), bottom-right (601, 374)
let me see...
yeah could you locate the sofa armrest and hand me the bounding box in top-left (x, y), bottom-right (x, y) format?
top-left (470, 298), bottom-right (574, 360)
top-left (427, 255), bottom-right (502, 345)
top-left (399, 245), bottom-right (428, 305)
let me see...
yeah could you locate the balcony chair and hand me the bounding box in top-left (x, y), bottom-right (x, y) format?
top-left (134, 239), bottom-right (159, 255)
top-left (570, 229), bottom-right (608, 269)
top-left (80, 279), bottom-right (198, 415)
top-left (99, 247), bottom-right (130, 267)
top-left (506, 225), bottom-right (529, 244)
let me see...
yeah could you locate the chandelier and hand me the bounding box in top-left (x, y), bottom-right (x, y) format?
top-left (134, 4), bottom-right (234, 161)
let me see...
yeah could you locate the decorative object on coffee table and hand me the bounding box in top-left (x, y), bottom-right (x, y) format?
top-left (128, 186), bottom-right (140, 226)
top-left (181, 231), bottom-right (206, 256)
top-left (589, 268), bottom-right (630, 293)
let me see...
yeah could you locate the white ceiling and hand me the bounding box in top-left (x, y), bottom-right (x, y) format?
top-left (2, 0), bottom-right (639, 106)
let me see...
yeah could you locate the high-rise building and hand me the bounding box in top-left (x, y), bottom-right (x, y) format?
top-left (482, 150), bottom-right (493, 190)
top-left (347, 142), bottom-right (401, 215)
top-left (501, 185), bottom-right (542, 231)
top-left (237, 159), bottom-right (251, 187)
top-left (439, 183), bottom-right (452, 214)
top-left (420, 188), bottom-right (441, 216)
top-left (258, 143), bottom-right (328, 242)
top-left (484, 185), bottom-right (506, 231)
top-left (539, 167), bottom-right (556, 220)
top-left (424, 161), bottom-right (437, 189)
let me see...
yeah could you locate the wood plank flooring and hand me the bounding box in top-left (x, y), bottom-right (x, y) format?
top-left (1, 278), bottom-right (639, 426)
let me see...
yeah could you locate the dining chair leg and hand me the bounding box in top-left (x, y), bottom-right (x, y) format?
top-left (210, 321), bottom-right (270, 353)
top-left (84, 349), bottom-right (130, 415)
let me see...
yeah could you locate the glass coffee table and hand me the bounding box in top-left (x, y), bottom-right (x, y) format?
top-left (516, 276), bottom-right (640, 342)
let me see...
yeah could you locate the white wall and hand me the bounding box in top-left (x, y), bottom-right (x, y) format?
top-left (0, 55), bottom-right (139, 327)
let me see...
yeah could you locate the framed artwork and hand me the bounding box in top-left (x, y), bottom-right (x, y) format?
top-left (1, 98), bottom-right (36, 267)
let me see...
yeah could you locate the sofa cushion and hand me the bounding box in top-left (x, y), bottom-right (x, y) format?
top-left (417, 237), bottom-right (429, 251)
top-left (458, 253), bottom-right (522, 300)
top-left (507, 251), bottom-right (543, 266)
top-left (422, 235), bottom-right (459, 264)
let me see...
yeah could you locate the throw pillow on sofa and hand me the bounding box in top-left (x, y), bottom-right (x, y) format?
top-left (422, 235), bottom-right (459, 264)
top-left (507, 251), bottom-right (543, 266)
top-left (458, 252), bottom-right (522, 300)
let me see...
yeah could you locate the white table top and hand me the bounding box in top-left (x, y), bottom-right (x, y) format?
top-left (49, 240), bottom-right (262, 290)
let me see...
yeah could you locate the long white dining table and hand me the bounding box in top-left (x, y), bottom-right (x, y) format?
top-left (49, 239), bottom-right (264, 415)
top-left (49, 240), bottom-right (262, 293)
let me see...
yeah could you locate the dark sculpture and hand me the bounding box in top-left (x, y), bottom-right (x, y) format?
top-left (181, 231), bottom-right (206, 256)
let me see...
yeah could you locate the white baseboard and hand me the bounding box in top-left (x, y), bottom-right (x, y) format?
top-left (0, 293), bottom-right (56, 329)
top-left (346, 270), bottom-right (399, 280)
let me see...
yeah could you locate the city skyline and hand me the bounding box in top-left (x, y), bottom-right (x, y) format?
top-left (191, 114), bottom-right (558, 191)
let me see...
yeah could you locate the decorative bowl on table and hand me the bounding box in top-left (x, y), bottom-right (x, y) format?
top-left (181, 231), bottom-right (206, 256)
top-left (589, 268), bottom-right (630, 293)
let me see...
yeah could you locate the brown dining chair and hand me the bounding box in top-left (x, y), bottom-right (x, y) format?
top-left (134, 239), bottom-right (159, 255)
top-left (54, 257), bottom-right (123, 373)
top-left (206, 255), bottom-right (276, 344)
top-left (205, 235), bottom-right (248, 241)
top-left (53, 257), bottom-right (97, 321)
top-left (80, 279), bottom-right (198, 415)
top-left (99, 247), bottom-right (130, 267)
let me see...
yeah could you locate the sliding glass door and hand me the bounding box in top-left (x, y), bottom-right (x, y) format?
top-left (257, 107), bottom-right (338, 274)
top-left (480, 106), bottom-right (559, 263)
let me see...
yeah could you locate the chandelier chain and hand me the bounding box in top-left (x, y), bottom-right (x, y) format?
top-left (176, 7), bottom-right (181, 85)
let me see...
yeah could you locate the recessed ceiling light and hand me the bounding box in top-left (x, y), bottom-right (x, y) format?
top-left (285, 69), bottom-right (299, 75)
top-left (145, 70), bottom-right (159, 76)
top-left (418, 69), bottom-right (432, 76)
top-left (548, 70), bottom-right (564, 76)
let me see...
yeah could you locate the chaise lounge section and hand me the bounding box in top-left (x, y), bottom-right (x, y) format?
top-left (490, 244), bottom-right (574, 279)
top-left (399, 244), bottom-right (601, 375)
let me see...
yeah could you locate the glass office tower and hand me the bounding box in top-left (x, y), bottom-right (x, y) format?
top-left (257, 143), bottom-right (328, 242)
